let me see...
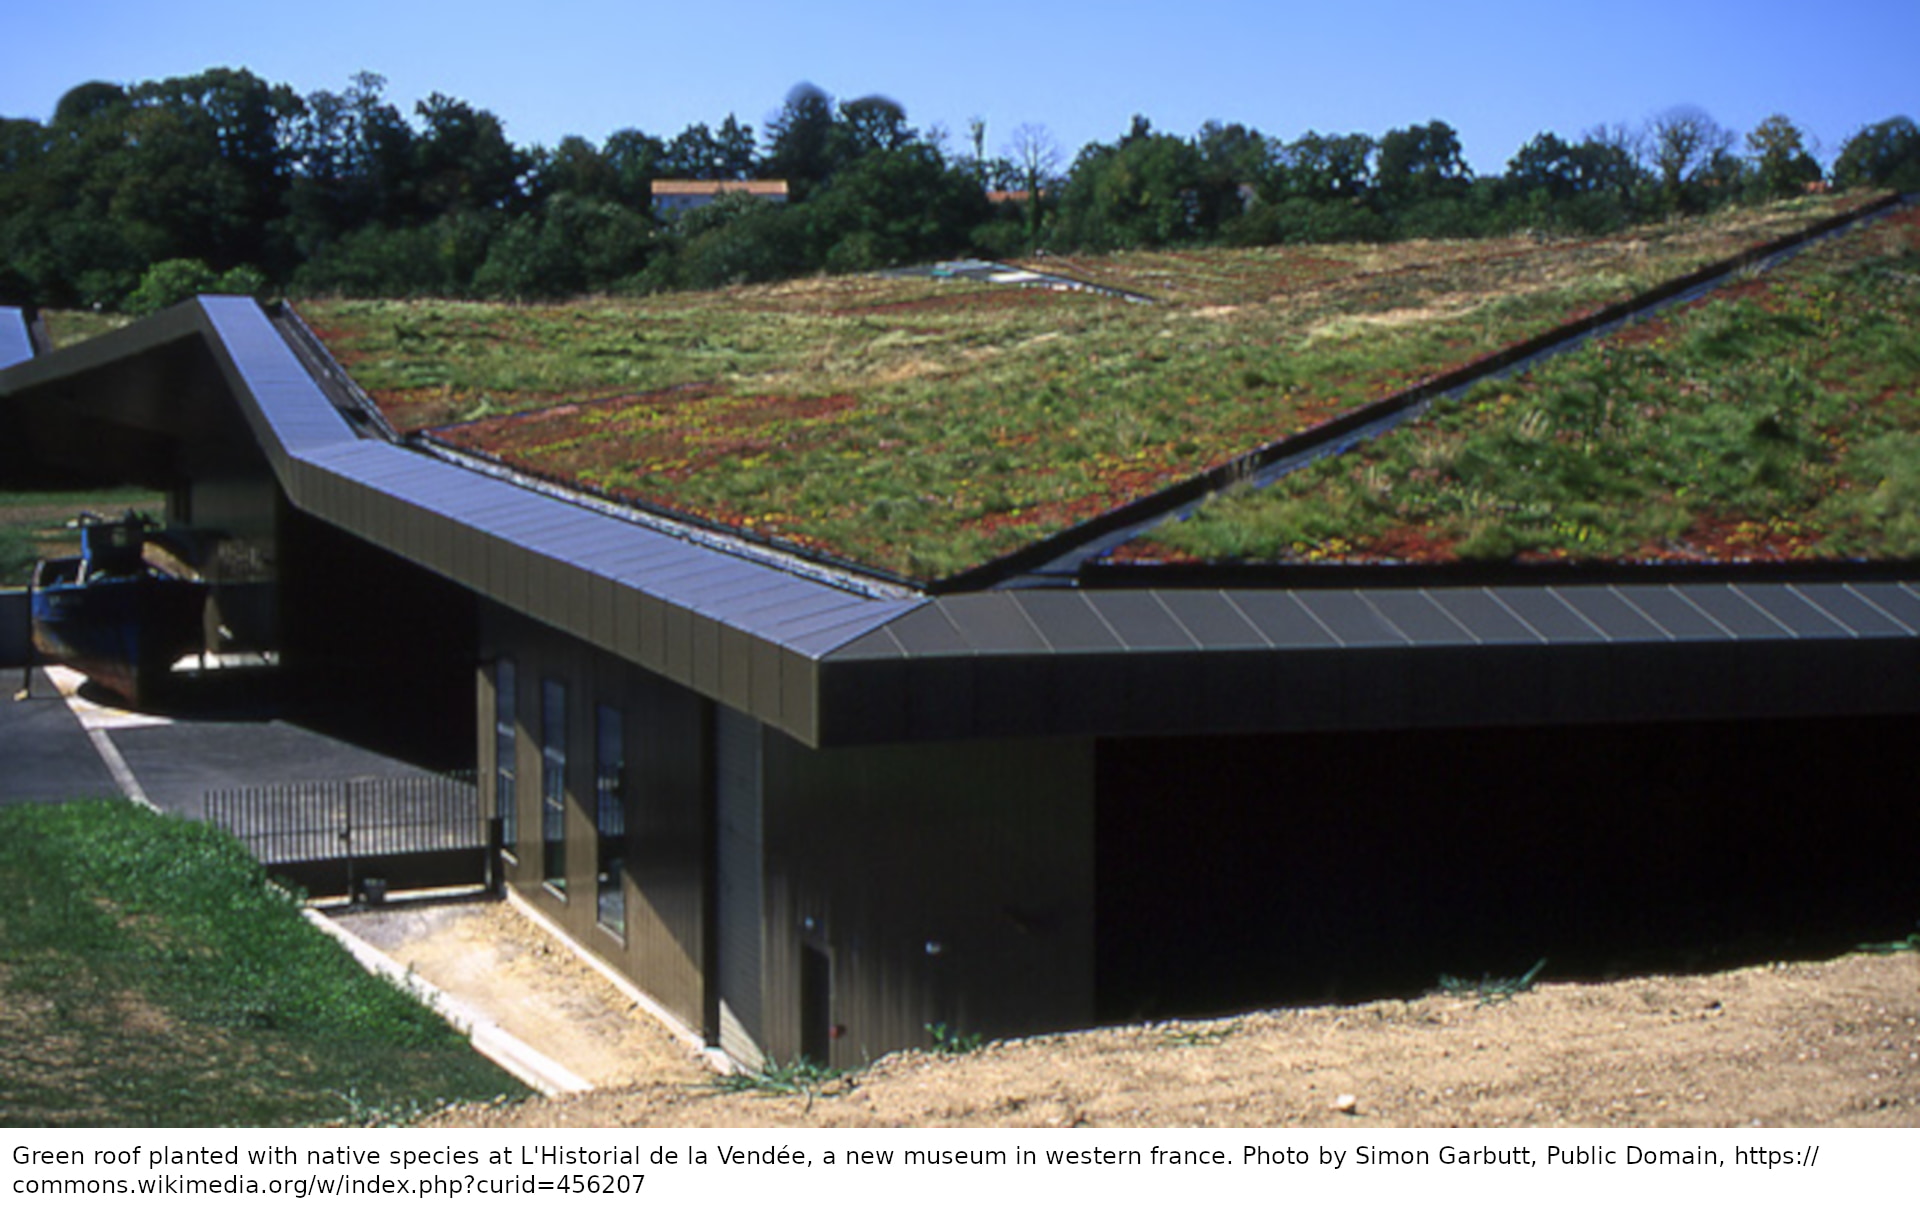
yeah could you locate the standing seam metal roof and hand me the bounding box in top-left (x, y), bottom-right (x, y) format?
top-left (830, 584), bottom-right (1920, 658)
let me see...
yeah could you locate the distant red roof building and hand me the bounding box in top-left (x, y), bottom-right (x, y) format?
top-left (651, 180), bottom-right (790, 213)
top-left (986, 189), bottom-right (1035, 206)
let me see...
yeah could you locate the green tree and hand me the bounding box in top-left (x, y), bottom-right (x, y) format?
top-left (1507, 132), bottom-right (1581, 200)
top-left (124, 257), bottom-right (220, 314)
top-left (409, 93), bottom-right (531, 216)
top-left (643, 193), bottom-right (810, 290)
top-left (51, 81), bottom-right (129, 128)
top-left (282, 73), bottom-right (419, 261)
top-left (762, 83), bottom-right (838, 199)
top-left (1276, 130), bottom-right (1375, 201)
top-left (535, 135), bottom-right (616, 201)
top-left (662, 122), bottom-right (726, 179)
top-left (1067, 134), bottom-right (1207, 249)
top-left (714, 115), bottom-right (757, 178)
top-left (1376, 120), bottom-right (1472, 206)
top-left (834, 95), bottom-right (915, 159)
top-left (1745, 114), bottom-right (1822, 199)
top-left (473, 194), bottom-right (650, 298)
top-left (290, 212), bottom-right (498, 297)
top-left (603, 128), bottom-right (666, 209)
top-left (1502, 131), bottom-right (1646, 233)
top-left (1646, 106), bottom-right (1734, 213)
top-left (803, 143), bottom-right (989, 271)
top-left (133, 68), bottom-right (305, 273)
top-left (1833, 116), bottom-right (1920, 191)
top-left (1195, 120), bottom-right (1271, 185)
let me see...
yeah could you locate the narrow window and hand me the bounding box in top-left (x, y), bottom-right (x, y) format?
top-left (541, 678), bottom-right (567, 891)
top-left (494, 659), bottom-right (517, 857)
top-left (595, 705), bottom-right (626, 932)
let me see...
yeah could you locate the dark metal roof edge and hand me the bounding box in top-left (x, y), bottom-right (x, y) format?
top-left (812, 583), bottom-right (1920, 746)
top-left (826, 580), bottom-right (1920, 661)
top-left (1081, 555), bottom-right (1920, 590)
top-left (0, 298), bottom-right (208, 395)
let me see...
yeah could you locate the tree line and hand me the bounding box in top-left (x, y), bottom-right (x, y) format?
top-left (2, 67), bottom-right (1917, 311)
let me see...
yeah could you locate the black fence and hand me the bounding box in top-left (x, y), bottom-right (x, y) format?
top-left (204, 771), bottom-right (490, 899)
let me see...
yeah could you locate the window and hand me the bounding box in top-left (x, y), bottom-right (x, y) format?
top-left (595, 705), bottom-right (626, 932)
top-left (494, 659), bottom-right (517, 856)
top-left (541, 678), bottom-right (567, 891)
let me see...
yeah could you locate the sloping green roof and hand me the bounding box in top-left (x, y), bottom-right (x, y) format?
top-left (300, 195), bottom-right (1883, 583)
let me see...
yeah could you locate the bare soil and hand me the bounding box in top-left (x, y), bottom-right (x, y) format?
top-left (353, 902), bottom-right (1920, 1130)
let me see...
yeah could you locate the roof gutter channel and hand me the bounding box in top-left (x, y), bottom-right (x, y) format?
top-left (271, 303), bottom-right (404, 444)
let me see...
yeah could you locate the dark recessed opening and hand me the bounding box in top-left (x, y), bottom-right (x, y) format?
top-left (1096, 715), bottom-right (1920, 1020)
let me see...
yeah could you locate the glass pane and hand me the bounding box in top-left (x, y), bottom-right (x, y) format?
top-left (542, 679), bottom-right (566, 889)
top-left (595, 705), bottom-right (625, 930)
top-left (495, 660), bottom-right (516, 852)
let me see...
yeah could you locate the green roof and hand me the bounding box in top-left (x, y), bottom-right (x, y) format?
top-left (1136, 201), bottom-right (1920, 568)
top-left (298, 194), bottom-right (1892, 582)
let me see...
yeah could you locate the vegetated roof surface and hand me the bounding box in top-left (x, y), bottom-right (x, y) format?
top-left (1130, 201), bottom-right (1920, 569)
top-left (298, 195), bottom-right (1875, 582)
top-left (38, 310), bottom-right (134, 349)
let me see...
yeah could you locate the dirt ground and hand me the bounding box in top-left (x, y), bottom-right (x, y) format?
top-left (337, 901), bottom-right (1920, 1130)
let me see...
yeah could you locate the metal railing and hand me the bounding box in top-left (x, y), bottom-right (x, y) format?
top-left (204, 771), bottom-right (485, 895)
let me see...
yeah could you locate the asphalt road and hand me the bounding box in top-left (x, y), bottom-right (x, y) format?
top-left (0, 667), bottom-right (121, 805)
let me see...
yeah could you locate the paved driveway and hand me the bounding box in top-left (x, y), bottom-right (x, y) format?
top-left (0, 667), bottom-right (121, 805)
top-left (1, 665), bottom-right (441, 814)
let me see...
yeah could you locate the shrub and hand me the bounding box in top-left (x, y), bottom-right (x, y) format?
top-left (124, 258), bottom-right (219, 315)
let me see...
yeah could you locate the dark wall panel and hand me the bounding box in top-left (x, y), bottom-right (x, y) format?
top-left (1097, 715), bottom-right (1920, 1020)
top-left (483, 604), bottom-right (710, 1032)
top-left (758, 733), bottom-right (1097, 1068)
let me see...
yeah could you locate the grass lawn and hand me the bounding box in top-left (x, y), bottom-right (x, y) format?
top-left (300, 195), bottom-right (1864, 580)
top-left (1141, 203), bottom-right (1920, 565)
top-left (0, 488), bottom-right (165, 587)
top-left (0, 800), bottom-right (526, 1126)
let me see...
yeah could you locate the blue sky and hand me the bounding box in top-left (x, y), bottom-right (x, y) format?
top-left (3, 0), bottom-right (1915, 174)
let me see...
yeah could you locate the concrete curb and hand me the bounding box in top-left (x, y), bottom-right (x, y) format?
top-left (303, 908), bottom-right (593, 1098)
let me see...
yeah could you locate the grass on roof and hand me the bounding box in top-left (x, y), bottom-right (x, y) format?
top-left (298, 195), bottom-right (1870, 581)
top-left (38, 310), bottom-right (135, 348)
top-left (1137, 203), bottom-right (1920, 567)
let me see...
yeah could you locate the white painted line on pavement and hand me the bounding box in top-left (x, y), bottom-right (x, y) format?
top-left (83, 725), bottom-right (154, 808)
